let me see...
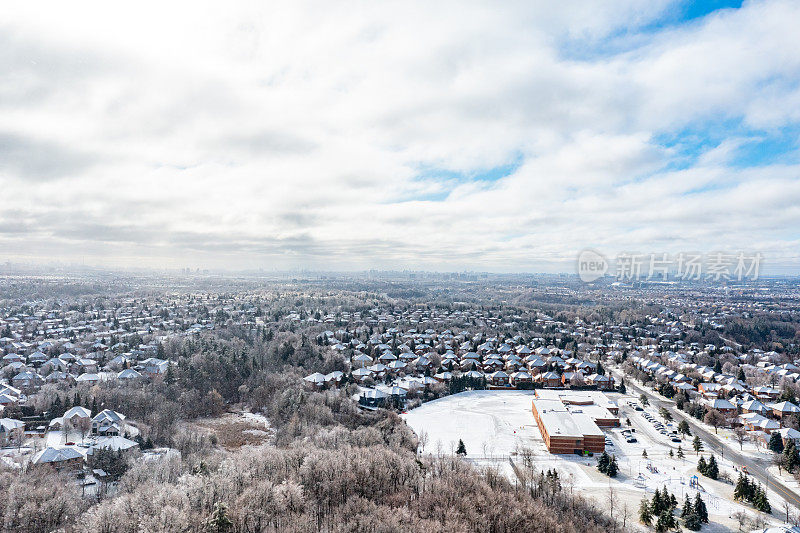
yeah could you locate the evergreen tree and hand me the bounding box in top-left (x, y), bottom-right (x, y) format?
top-left (165, 363), bottom-right (176, 385)
top-left (51, 395), bottom-right (62, 417)
top-left (734, 473), bottom-right (747, 501)
top-left (655, 510), bottom-right (677, 532)
top-left (693, 493), bottom-right (709, 523)
top-left (697, 456), bottom-right (707, 475)
top-left (706, 455), bottom-right (719, 480)
top-left (753, 485), bottom-right (771, 514)
top-left (607, 455), bottom-right (618, 477)
top-left (456, 439), bottom-right (467, 456)
top-left (680, 495), bottom-right (693, 518)
top-left (597, 451), bottom-right (610, 474)
top-left (618, 378), bottom-right (626, 394)
top-left (639, 497), bottom-right (653, 526)
top-left (642, 449), bottom-right (648, 458)
top-left (684, 510), bottom-right (702, 531)
top-left (677, 446), bottom-right (684, 459)
top-left (206, 502), bottom-right (233, 533)
top-left (769, 432), bottom-right (785, 453)
top-left (693, 436), bottom-right (703, 454)
top-left (737, 367), bottom-right (746, 382)
top-left (784, 439), bottom-right (800, 472)
top-left (652, 488), bottom-right (664, 515)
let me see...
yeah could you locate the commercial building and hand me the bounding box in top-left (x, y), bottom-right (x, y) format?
top-left (531, 399), bottom-right (605, 454)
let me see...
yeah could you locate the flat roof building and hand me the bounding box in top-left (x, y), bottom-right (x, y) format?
top-left (531, 399), bottom-right (605, 454)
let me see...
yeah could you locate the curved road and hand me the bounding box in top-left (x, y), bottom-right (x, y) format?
top-left (614, 367), bottom-right (800, 511)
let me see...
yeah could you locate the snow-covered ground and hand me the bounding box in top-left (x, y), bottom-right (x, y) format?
top-left (402, 389), bottom-right (543, 457)
top-left (403, 390), bottom-right (789, 532)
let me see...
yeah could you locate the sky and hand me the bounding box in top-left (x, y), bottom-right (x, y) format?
top-left (1, 0), bottom-right (800, 273)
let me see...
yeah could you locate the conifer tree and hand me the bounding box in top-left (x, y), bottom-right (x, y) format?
top-left (693, 436), bottom-right (703, 454)
top-left (784, 440), bottom-right (799, 472)
top-left (456, 439), bottom-right (467, 456)
top-left (597, 451), bottom-right (610, 474)
top-left (655, 510), bottom-right (677, 532)
top-left (639, 497), bottom-right (653, 526)
top-left (754, 484), bottom-right (771, 514)
top-left (693, 493), bottom-right (709, 523)
top-left (734, 473), bottom-right (747, 501)
top-left (680, 495), bottom-right (692, 518)
top-left (607, 455), bottom-right (618, 477)
top-left (652, 488), bottom-right (663, 515)
top-left (706, 455), bottom-right (719, 480)
top-left (684, 510), bottom-right (702, 531)
top-left (769, 432), bottom-right (785, 453)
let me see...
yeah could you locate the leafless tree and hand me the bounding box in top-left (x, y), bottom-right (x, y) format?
top-left (732, 510), bottom-right (749, 531)
top-left (734, 426), bottom-right (747, 450)
top-left (621, 502), bottom-right (629, 530)
top-left (76, 417), bottom-right (92, 444)
top-left (61, 418), bottom-right (72, 444)
top-left (418, 429), bottom-right (428, 454)
top-left (704, 408), bottom-right (726, 434)
top-left (606, 484), bottom-right (616, 519)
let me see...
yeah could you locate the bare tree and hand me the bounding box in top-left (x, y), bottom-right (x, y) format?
top-left (76, 417), bottom-right (92, 445)
top-left (704, 409), bottom-right (726, 434)
top-left (621, 502), bottom-right (629, 530)
top-left (734, 426), bottom-right (747, 450)
top-left (61, 418), bottom-right (72, 444)
top-left (606, 484), bottom-right (617, 520)
top-left (732, 510), bottom-right (749, 531)
top-left (418, 429), bottom-right (428, 454)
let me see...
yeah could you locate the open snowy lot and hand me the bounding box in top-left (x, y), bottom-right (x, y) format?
top-left (403, 390), bottom-right (790, 532)
top-left (402, 389), bottom-right (545, 457)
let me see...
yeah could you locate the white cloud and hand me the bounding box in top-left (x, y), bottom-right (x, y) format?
top-left (0, 0), bottom-right (799, 272)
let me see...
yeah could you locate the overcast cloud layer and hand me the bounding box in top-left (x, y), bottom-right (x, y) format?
top-left (1, 0), bottom-right (800, 272)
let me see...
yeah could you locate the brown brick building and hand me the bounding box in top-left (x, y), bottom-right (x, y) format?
top-left (531, 399), bottom-right (605, 454)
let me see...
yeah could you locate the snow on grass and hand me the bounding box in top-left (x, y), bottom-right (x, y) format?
top-left (403, 390), bottom-right (783, 532)
top-left (402, 389), bottom-right (543, 457)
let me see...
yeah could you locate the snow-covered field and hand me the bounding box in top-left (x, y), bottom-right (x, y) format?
top-left (402, 389), bottom-right (544, 457)
top-left (403, 390), bottom-right (788, 532)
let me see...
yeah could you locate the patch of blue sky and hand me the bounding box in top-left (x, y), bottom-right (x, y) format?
top-left (654, 119), bottom-right (800, 171)
top-left (415, 152), bottom-right (523, 184)
top-left (679, 0), bottom-right (743, 21)
top-left (681, 182), bottom-right (731, 196)
top-left (727, 127), bottom-right (800, 168)
top-left (400, 153), bottom-right (523, 203)
top-left (559, 0), bottom-right (744, 61)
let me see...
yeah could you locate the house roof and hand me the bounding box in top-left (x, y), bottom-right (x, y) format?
top-left (32, 447), bottom-right (83, 464)
top-left (63, 406), bottom-right (91, 419)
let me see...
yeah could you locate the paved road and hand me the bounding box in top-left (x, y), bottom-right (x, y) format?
top-left (614, 367), bottom-right (800, 511)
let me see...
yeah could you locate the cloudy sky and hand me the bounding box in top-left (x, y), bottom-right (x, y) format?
top-left (2, 0), bottom-right (800, 272)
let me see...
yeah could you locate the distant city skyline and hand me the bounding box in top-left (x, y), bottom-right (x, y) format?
top-left (2, 1), bottom-right (800, 272)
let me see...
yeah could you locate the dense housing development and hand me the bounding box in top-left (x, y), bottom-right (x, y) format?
top-left (1, 270), bottom-right (800, 532)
